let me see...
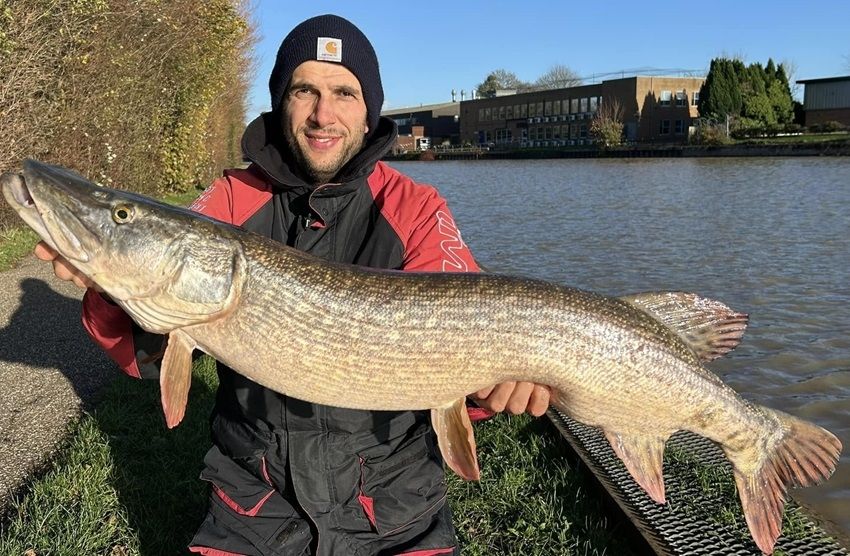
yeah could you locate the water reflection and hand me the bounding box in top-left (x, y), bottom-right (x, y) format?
top-left (390, 157), bottom-right (850, 537)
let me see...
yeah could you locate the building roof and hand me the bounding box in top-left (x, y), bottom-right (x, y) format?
top-left (797, 75), bottom-right (850, 84)
top-left (381, 102), bottom-right (459, 116)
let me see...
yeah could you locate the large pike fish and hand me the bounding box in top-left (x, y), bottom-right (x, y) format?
top-left (2, 160), bottom-right (842, 554)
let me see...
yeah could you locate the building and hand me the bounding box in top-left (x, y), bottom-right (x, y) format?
top-left (382, 102), bottom-right (460, 151)
top-left (393, 125), bottom-right (430, 153)
top-left (459, 76), bottom-right (706, 146)
top-left (797, 76), bottom-right (850, 127)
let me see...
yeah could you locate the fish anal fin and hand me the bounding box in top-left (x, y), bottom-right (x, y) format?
top-left (431, 399), bottom-right (480, 481)
top-left (727, 407), bottom-right (842, 555)
top-left (604, 430), bottom-right (669, 504)
top-left (619, 291), bottom-right (749, 362)
top-left (160, 330), bottom-right (196, 429)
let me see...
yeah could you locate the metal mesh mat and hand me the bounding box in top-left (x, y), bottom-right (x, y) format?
top-left (547, 408), bottom-right (849, 556)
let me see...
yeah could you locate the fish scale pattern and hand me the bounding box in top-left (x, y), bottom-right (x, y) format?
top-left (548, 408), bottom-right (849, 556)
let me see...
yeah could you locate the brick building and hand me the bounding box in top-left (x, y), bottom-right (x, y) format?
top-left (459, 76), bottom-right (706, 146)
top-left (797, 76), bottom-right (850, 127)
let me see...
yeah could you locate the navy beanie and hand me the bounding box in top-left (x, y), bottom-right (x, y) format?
top-left (269, 14), bottom-right (383, 135)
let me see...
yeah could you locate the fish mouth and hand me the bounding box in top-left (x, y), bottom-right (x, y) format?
top-left (1, 162), bottom-right (94, 263)
top-left (1, 171), bottom-right (52, 242)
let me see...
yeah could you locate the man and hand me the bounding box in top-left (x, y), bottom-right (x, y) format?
top-left (36, 14), bottom-right (550, 555)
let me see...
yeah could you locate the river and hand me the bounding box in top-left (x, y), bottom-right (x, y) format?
top-left (388, 157), bottom-right (850, 539)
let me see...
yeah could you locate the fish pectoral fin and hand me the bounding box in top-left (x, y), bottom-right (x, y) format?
top-left (431, 399), bottom-right (480, 481)
top-left (604, 430), bottom-right (669, 504)
top-left (160, 329), bottom-right (196, 429)
top-left (619, 291), bottom-right (749, 362)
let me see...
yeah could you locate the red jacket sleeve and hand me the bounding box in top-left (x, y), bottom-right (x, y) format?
top-left (80, 175), bottom-right (237, 378)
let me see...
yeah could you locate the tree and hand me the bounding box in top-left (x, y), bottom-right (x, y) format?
top-left (699, 58), bottom-right (741, 119)
top-left (771, 63), bottom-right (794, 124)
top-left (534, 64), bottom-right (582, 90)
top-left (589, 97), bottom-right (624, 147)
top-left (475, 68), bottom-right (529, 98)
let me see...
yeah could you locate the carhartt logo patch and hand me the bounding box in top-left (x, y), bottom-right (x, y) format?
top-left (317, 37), bottom-right (342, 62)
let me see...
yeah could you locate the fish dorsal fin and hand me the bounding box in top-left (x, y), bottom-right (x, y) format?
top-left (619, 292), bottom-right (749, 362)
top-left (431, 398), bottom-right (480, 481)
top-left (604, 430), bottom-right (670, 504)
top-left (160, 329), bottom-right (196, 428)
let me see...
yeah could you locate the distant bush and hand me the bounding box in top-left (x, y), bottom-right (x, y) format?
top-left (0, 0), bottom-right (256, 230)
top-left (821, 121), bottom-right (847, 133)
top-left (691, 124), bottom-right (731, 146)
top-left (783, 123), bottom-right (803, 134)
top-left (808, 121), bottom-right (847, 134)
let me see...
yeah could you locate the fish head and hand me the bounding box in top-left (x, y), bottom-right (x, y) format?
top-left (2, 159), bottom-right (246, 332)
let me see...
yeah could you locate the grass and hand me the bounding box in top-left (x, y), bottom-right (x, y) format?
top-left (735, 132), bottom-right (850, 145)
top-left (448, 414), bottom-right (636, 555)
top-left (0, 227), bottom-right (39, 272)
top-left (0, 357), bottom-right (218, 555)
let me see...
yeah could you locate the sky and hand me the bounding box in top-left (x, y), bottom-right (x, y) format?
top-left (245, 0), bottom-right (850, 118)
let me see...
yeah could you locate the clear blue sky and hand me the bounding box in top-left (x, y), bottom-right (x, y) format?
top-left (246, 0), bottom-right (849, 117)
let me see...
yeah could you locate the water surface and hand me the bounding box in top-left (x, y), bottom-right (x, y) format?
top-left (389, 157), bottom-right (850, 538)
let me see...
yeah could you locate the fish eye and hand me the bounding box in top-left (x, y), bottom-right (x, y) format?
top-left (112, 204), bottom-right (134, 224)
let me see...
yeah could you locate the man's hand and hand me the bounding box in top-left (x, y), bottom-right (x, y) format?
top-left (34, 241), bottom-right (101, 291)
top-left (470, 381), bottom-right (551, 417)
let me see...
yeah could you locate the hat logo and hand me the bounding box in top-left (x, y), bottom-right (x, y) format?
top-left (317, 37), bottom-right (342, 62)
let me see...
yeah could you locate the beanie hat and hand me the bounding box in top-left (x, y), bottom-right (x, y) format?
top-left (269, 14), bottom-right (383, 135)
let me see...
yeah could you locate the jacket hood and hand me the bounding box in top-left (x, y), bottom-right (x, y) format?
top-left (241, 111), bottom-right (398, 191)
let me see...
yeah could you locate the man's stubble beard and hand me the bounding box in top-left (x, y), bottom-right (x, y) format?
top-left (284, 117), bottom-right (368, 185)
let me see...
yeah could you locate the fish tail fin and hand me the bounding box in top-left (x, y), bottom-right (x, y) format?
top-left (727, 407), bottom-right (842, 555)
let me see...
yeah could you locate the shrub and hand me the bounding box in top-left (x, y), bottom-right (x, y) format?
top-left (0, 0), bottom-right (256, 230)
top-left (692, 124), bottom-right (732, 146)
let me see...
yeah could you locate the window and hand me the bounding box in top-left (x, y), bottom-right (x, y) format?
top-left (675, 91), bottom-right (686, 107)
top-left (660, 91), bottom-right (672, 107)
top-left (660, 120), bottom-right (671, 134)
top-left (553, 126), bottom-right (561, 139)
top-left (506, 105), bottom-right (513, 119)
top-left (528, 103), bottom-right (536, 117)
top-left (579, 124), bottom-right (587, 138)
top-left (692, 91), bottom-right (700, 106)
top-left (562, 99), bottom-right (569, 114)
top-left (536, 102), bottom-right (544, 116)
top-left (484, 107), bottom-right (491, 120)
top-left (498, 106), bottom-right (505, 120)
top-left (514, 104), bottom-right (521, 118)
top-left (674, 120), bottom-right (684, 134)
top-left (553, 101), bottom-right (561, 115)
top-left (478, 109), bottom-right (484, 122)
top-left (580, 98), bottom-right (588, 113)
top-left (571, 98), bottom-right (579, 113)
top-left (544, 101), bottom-right (552, 116)
top-left (589, 96), bottom-right (598, 112)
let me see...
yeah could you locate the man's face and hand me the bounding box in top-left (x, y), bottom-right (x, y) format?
top-left (283, 61), bottom-right (369, 185)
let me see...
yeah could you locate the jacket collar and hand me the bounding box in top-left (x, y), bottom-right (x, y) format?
top-left (241, 111), bottom-right (398, 192)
